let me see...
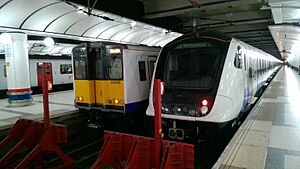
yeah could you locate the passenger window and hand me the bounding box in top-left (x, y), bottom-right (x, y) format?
top-left (148, 60), bottom-right (156, 80)
top-left (4, 65), bottom-right (7, 77)
top-left (138, 61), bottom-right (147, 81)
top-left (243, 54), bottom-right (247, 71)
top-left (108, 55), bottom-right (122, 80)
top-left (74, 60), bottom-right (87, 79)
top-left (46, 64), bottom-right (51, 74)
top-left (60, 64), bottom-right (72, 74)
top-left (234, 46), bottom-right (242, 69)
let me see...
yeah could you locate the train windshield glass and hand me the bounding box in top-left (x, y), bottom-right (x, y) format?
top-left (73, 47), bottom-right (88, 79)
top-left (164, 39), bottom-right (226, 88)
top-left (93, 47), bottom-right (104, 79)
top-left (108, 55), bottom-right (123, 80)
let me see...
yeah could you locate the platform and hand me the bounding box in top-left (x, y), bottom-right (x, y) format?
top-left (0, 90), bottom-right (76, 130)
top-left (214, 66), bottom-right (300, 169)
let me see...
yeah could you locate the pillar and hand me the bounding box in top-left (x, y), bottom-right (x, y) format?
top-left (4, 32), bottom-right (32, 106)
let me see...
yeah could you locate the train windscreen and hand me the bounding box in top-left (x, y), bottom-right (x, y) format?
top-left (163, 39), bottom-right (227, 89)
top-left (108, 55), bottom-right (123, 80)
top-left (73, 47), bottom-right (88, 80)
top-left (107, 47), bottom-right (123, 80)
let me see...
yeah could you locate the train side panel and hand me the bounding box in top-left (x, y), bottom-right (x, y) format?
top-left (51, 59), bottom-right (73, 85)
top-left (123, 49), bottom-right (155, 112)
top-left (0, 60), bottom-right (7, 90)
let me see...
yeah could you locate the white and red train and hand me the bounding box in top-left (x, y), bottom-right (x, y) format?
top-left (0, 55), bottom-right (73, 98)
top-left (146, 32), bottom-right (282, 142)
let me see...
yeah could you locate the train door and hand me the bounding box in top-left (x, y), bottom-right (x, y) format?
top-left (247, 50), bottom-right (258, 103)
top-left (234, 45), bottom-right (245, 112)
top-left (37, 62), bottom-right (52, 87)
top-left (95, 46), bottom-right (124, 112)
top-left (247, 49), bottom-right (255, 102)
top-left (254, 57), bottom-right (258, 94)
top-left (73, 45), bottom-right (96, 108)
top-left (243, 48), bottom-right (250, 105)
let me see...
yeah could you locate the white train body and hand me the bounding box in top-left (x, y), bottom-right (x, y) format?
top-left (146, 32), bottom-right (281, 141)
top-left (123, 46), bottom-right (159, 111)
top-left (0, 56), bottom-right (73, 94)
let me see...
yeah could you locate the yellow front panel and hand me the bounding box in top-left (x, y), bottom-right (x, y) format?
top-left (95, 80), bottom-right (124, 106)
top-left (74, 80), bottom-right (95, 104)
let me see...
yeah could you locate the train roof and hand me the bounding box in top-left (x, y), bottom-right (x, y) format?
top-left (164, 31), bottom-right (232, 47)
top-left (72, 41), bottom-right (161, 52)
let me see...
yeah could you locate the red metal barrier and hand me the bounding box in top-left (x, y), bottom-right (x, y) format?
top-left (0, 63), bottom-right (75, 168)
top-left (91, 79), bottom-right (195, 169)
top-left (161, 142), bottom-right (194, 169)
top-left (91, 131), bottom-right (194, 169)
top-left (0, 119), bottom-right (75, 168)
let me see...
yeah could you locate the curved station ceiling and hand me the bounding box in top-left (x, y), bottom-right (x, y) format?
top-left (0, 0), bottom-right (300, 60)
top-left (0, 0), bottom-right (182, 55)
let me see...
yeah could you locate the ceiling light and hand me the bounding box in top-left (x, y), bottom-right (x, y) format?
top-left (43, 37), bottom-right (54, 47)
top-left (77, 6), bottom-right (84, 10)
top-left (130, 21), bottom-right (136, 28)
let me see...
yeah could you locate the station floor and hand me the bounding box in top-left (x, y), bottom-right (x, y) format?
top-left (0, 90), bottom-right (76, 130)
top-left (214, 66), bottom-right (300, 169)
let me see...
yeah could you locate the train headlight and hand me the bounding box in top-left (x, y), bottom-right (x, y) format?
top-left (201, 99), bottom-right (208, 106)
top-left (78, 96), bottom-right (83, 101)
top-left (108, 99), bottom-right (113, 104)
top-left (114, 99), bottom-right (119, 104)
top-left (119, 99), bottom-right (124, 104)
top-left (197, 99), bottom-right (210, 116)
top-left (200, 106), bottom-right (208, 115)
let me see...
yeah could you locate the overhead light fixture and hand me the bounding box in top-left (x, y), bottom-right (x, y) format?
top-left (130, 21), bottom-right (136, 28)
top-left (77, 6), bottom-right (84, 10)
top-left (43, 37), bottom-right (54, 47)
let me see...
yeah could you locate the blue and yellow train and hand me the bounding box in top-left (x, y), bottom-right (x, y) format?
top-left (72, 42), bottom-right (160, 119)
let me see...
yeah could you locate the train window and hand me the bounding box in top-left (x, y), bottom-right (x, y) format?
top-left (94, 48), bottom-right (104, 79)
top-left (175, 42), bottom-right (213, 49)
top-left (234, 46), bottom-right (242, 69)
top-left (46, 64), bottom-right (51, 74)
top-left (138, 61), bottom-right (147, 81)
top-left (108, 55), bottom-right (122, 80)
top-left (95, 58), bottom-right (104, 79)
top-left (3, 65), bottom-right (7, 77)
top-left (74, 60), bottom-right (87, 79)
top-left (148, 60), bottom-right (156, 80)
top-left (161, 38), bottom-right (227, 89)
top-left (60, 64), bottom-right (72, 74)
top-left (73, 47), bottom-right (88, 79)
top-left (243, 54), bottom-right (247, 71)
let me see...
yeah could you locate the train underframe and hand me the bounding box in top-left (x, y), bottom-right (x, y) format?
top-left (158, 117), bottom-right (237, 145)
top-left (84, 109), bottom-right (151, 136)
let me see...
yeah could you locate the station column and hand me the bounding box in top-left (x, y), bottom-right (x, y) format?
top-left (4, 32), bottom-right (32, 106)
